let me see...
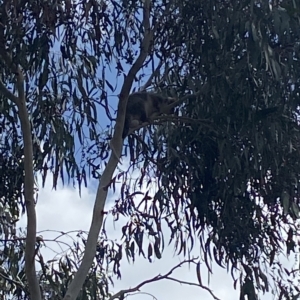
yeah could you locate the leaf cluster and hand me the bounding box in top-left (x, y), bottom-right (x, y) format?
top-left (116, 0), bottom-right (300, 299)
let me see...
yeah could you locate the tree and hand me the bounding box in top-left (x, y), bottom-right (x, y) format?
top-left (0, 0), bottom-right (299, 299)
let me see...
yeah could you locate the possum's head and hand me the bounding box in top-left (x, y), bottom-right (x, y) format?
top-left (158, 96), bottom-right (177, 114)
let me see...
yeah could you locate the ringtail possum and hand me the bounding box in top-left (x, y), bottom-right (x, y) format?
top-left (122, 92), bottom-right (176, 138)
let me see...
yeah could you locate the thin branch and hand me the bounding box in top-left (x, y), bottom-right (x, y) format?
top-left (108, 258), bottom-right (220, 300)
top-left (166, 89), bottom-right (204, 111)
top-left (0, 272), bottom-right (26, 289)
top-left (166, 277), bottom-right (221, 300)
top-left (63, 1), bottom-right (153, 299)
top-left (0, 79), bottom-right (18, 103)
top-left (140, 59), bottom-right (164, 91)
top-left (128, 291), bottom-right (158, 300)
top-left (155, 115), bottom-right (212, 125)
top-left (109, 259), bottom-right (196, 300)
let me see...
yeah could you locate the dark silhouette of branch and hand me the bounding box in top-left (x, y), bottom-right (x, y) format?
top-left (140, 59), bottom-right (164, 91)
top-left (0, 80), bottom-right (18, 103)
top-left (166, 277), bottom-right (221, 300)
top-left (109, 258), bottom-right (221, 300)
top-left (0, 271), bottom-right (25, 289)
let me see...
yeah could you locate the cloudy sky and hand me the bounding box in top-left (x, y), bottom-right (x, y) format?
top-left (18, 174), bottom-right (292, 300)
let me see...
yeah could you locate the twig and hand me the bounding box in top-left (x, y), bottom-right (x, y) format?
top-left (0, 80), bottom-right (18, 103)
top-left (109, 259), bottom-right (195, 300)
top-left (63, 1), bottom-right (153, 299)
top-left (109, 258), bottom-right (221, 300)
top-left (166, 89), bottom-right (204, 111)
top-left (140, 59), bottom-right (164, 91)
top-left (155, 115), bottom-right (212, 125)
top-left (0, 271), bottom-right (26, 289)
top-left (166, 277), bottom-right (221, 300)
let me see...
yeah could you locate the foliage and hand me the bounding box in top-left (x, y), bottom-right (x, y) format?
top-left (0, 0), bottom-right (299, 299)
top-left (115, 0), bottom-right (300, 299)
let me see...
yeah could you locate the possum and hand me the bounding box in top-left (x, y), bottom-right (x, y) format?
top-left (122, 92), bottom-right (176, 138)
top-left (110, 92), bottom-right (176, 163)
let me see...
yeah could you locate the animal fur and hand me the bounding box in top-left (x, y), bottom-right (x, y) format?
top-left (122, 92), bottom-right (176, 138)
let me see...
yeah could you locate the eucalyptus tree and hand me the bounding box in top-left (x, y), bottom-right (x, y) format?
top-left (0, 0), bottom-right (299, 300)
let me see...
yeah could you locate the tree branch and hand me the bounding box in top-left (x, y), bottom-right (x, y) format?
top-left (0, 271), bottom-right (26, 289)
top-left (140, 59), bottom-right (164, 91)
top-left (0, 79), bottom-right (18, 103)
top-left (108, 259), bottom-right (195, 300)
top-left (126, 116), bottom-right (213, 137)
top-left (165, 89), bottom-right (204, 111)
top-left (0, 51), bottom-right (41, 299)
top-left (166, 277), bottom-right (221, 300)
top-left (15, 67), bottom-right (41, 300)
top-left (63, 1), bottom-right (153, 299)
top-left (108, 258), bottom-right (221, 300)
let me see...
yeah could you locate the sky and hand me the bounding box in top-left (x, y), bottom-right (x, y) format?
top-left (18, 175), bottom-right (241, 300)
